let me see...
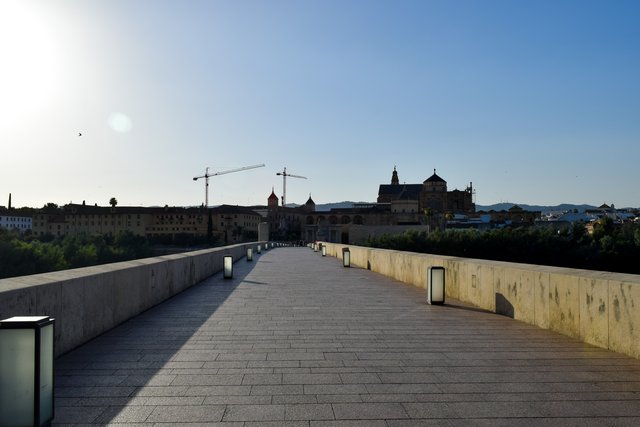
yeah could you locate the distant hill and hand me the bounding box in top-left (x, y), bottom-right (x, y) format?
top-left (291, 201), bottom-right (632, 215)
top-left (476, 203), bottom-right (598, 214)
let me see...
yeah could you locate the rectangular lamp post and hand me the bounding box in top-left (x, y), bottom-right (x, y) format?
top-left (321, 244), bottom-right (326, 256)
top-left (223, 255), bottom-right (233, 279)
top-left (342, 247), bottom-right (350, 267)
top-left (0, 316), bottom-right (55, 427)
top-left (246, 247), bottom-right (253, 262)
top-left (313, 243), bottom-right (318, 252)
top-left (257, 244), bottom-right (262, 254)
top-left (427, 266), bottom-right (445, 305)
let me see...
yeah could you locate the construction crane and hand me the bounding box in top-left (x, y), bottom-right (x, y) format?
top-left (276, 167), bottom-right (307, 207)
top-left (193, 163), bottom-right (265, 208)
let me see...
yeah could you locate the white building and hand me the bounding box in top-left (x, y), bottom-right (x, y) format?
top-left (0, 214), bottom-right (32, 233)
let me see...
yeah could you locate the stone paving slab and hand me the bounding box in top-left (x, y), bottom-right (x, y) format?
top-left (51, 247), bottom-right (640, 425)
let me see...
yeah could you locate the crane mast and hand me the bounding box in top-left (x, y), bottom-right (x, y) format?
top-left (276, 167), bottom-right (307, 207)
top-left (193, 163), bottom-right (265, 208)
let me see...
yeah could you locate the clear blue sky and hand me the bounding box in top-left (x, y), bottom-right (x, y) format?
top-left (2, 0), bottom-right (639, 209)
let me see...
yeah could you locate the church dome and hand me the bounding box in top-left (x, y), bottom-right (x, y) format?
top-left (424, 169), bottom-right (446, 184)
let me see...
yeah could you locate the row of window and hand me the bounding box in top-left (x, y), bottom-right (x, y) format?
top-left (220, 222), bottom-right (259, 227)
top-left (69, 221), bottom-right (142, 227)
top-left (0, 217), bottom-right (31, 222)
top-left (65, 214), bottom-right (142, 219)
top-left (0, 223), bottom-right (30, 229)
top-left (147, 227), bottom-right (200, 232)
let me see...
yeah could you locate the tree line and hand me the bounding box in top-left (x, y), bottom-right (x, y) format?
top-left (365, 218), bottom-right (640, 275)
top-left (0, 230), bottom-right (154, 279)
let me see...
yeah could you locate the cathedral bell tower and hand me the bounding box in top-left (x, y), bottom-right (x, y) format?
top-left (268, 188), bottom-right (279, 208)
top-left (391, 166), bottom-right (399, 185)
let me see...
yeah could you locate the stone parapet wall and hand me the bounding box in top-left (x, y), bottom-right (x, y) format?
top-left (0, 243), bottom-right (262, 357)
top-left (321, 242), bottom-right (640, 359)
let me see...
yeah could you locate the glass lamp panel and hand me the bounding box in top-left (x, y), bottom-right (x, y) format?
top-left (39, 323), bottom-right (54, 423)
top-left (0, 329), bottom-right (35, 426)
top-left (429, 268), bottom-right (445, 303)
top-left (223, 256), bottom-right (233, 278)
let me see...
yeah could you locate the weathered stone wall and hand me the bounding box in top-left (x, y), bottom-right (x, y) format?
top-left (0, 243), bottom-right (262, 357)
top-left (321, 242), bottom-right (640, 359)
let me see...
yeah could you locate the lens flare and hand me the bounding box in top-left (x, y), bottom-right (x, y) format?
top-left (108, 112), bottom-right (133, 133)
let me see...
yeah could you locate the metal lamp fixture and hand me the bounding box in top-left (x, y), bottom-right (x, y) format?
top-left (427, 266), bottom-right (445, 305)
top-left (342, 247), bottom-right (350, 267)
top-left (321, 244), bottom-right (326, 256)
top-left (0, 316), bottom-right (55, 427)
top-left (257, 244), bottom-right (262, 254)
top-left (313, 243), bottom-right (318, 252)
top-left (223, 255), bottom-right (233, 279)
top-left (247, 247), bottom-right (253, 262)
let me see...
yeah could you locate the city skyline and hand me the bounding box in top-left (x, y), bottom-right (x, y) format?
top-left (2, 0), bottom-right (639, 209)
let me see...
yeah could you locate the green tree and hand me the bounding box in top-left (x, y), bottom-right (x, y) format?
top-left (592, 216), bottom-right (614, 241)
top-left (42, 202), bottom-right (59, 213)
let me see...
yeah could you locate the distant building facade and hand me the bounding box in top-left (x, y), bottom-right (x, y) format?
top-left (0, 210), bottom-right (32, 233)
top-left (31, 203), bottom-right (262, 242)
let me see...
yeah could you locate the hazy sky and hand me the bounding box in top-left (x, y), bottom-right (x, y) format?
top-left (2, 0), bottom-right (639, 209)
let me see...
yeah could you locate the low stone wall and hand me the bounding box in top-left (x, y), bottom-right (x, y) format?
top-left (0, 243), bottom-right (261, 357)
top-left (321, 242), bottom-right (640, 359)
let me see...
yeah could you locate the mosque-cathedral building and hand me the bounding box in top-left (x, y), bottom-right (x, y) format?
top-left (377, 167), bottom-right (475, 215)
top-left (266, 167), bottom-right (476, 244)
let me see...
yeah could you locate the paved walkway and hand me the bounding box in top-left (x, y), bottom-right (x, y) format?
top-left (54, 247), bottom-right (640, 426)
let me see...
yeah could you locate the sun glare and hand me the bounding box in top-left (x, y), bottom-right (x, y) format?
top-left (0, 2), bottom-right (62, 130)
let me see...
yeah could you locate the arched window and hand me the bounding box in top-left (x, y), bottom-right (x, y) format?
top-left (329, 215), bottom-right (338, 225)
top-left (353, 215), bottom-right (364, 225)
top-left (306, 216), bottom-right (314, 225)
top-left (341, 215), bottom-right (351, 224)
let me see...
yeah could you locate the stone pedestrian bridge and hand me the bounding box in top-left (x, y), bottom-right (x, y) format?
top-left (46, 247), bottom-right (640, 425)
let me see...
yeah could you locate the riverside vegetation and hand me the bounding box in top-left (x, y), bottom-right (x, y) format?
top-left (365, 217), bottom-right (640, 275)
top-left (0, 230), bottom-right (221, 280)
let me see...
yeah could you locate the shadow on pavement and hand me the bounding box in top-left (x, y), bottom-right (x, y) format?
top-left (54, 253), bottom-right (263, 424)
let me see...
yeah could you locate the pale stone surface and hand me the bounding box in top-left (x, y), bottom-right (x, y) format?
top-left (466, 261), bottom-right (496, 312)
top-left (51, 247), bottom-right (640, 425)
top-left (322, 243), bottom-right (640, 359)
top-left (497, 266), bottom-right (536, 323)
top-left (549, 272), bottom-right (581, 338)
top-left (580, 273), bottom-right (610, 349)
top-left (609, 279), bottom-right (640, 357)
top-left (534, 269), bottom-right (550, 329)
top-left (443, 258), bottom-right (463, 301)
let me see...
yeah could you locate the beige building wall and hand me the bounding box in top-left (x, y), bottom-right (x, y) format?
top-left (31, 205), bottom-right (259, 240)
